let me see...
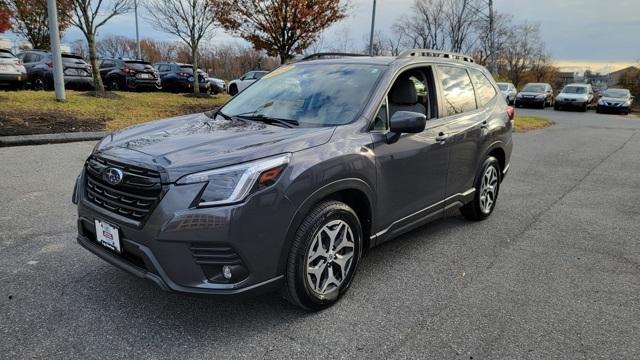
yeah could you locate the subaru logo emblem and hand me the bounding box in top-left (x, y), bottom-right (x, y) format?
top-left (103, 167), bottom-right (124, 186)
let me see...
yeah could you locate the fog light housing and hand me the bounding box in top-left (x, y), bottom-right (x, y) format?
top-left (222, 265), bottom-right (232, 280)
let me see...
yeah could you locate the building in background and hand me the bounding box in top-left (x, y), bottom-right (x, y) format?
top-left (608, 66), bottom-right (640, 87)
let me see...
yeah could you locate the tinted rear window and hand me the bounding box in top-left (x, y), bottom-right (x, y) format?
top-left (439, 66), bottom-right (477, 116)
top-left (125, 61), bottom-right (152, 70)
top-left (179, 65), bottom-right (194, 74)
top-left (469, 69), bottom-right (497, 107)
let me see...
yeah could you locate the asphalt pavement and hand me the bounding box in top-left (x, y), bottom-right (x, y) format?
top-left (1, 108), bottom-right (639, 359)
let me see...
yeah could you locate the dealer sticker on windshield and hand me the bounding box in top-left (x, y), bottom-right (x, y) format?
top-left (95, 219), bottom-right (121, 253)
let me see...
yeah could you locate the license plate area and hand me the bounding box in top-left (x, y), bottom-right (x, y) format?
top-left (95, 219), bottom-right (121, 253)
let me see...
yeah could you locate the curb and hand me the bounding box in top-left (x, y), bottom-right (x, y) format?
top-left (0, 131), bottom-right (108, 147)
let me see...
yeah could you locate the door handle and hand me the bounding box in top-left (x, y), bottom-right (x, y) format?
top-left (435, 132), bottom-right (448, 143)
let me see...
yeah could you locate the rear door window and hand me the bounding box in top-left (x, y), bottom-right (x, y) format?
top-left (438, 65), bottom-right (477, 116)
top-left (469, 69), bottom-right (497, 107)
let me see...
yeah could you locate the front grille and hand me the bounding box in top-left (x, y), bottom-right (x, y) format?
top-left (84, 156), bottom-right (162, 222)
top-left (190, 245), bottom-right (242, 266)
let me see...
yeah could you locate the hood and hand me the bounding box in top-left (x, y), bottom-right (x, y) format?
top-left (600, 96), bottom-right (629, 103)
top-left (518, 91), bottom-right (545, 97)
top-left (94, 112), bottom-right (335, 182)
top-left (558, 93), bottom-right (589, 100)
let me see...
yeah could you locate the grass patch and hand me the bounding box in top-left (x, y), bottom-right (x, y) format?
top-left (514, 115), bottom-right (553, 133)
top-left (0, 90), bottom-right (230, 136)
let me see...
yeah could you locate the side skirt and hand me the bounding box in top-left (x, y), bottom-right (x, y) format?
top-left (371, 188), bottom-right (475, 246)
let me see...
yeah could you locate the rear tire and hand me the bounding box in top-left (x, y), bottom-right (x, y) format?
top-left (32, 75), bottom-right (46, 91)
top-left (107, 77), bottom-right (122, 91)
top-left (283, 200), bottom-right (363, 311)
top-left (461, 156), bottom-right (501, 221)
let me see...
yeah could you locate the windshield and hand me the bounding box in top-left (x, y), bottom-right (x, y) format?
top-left (220, 63), bottom-right (385, 127)
top-left (497, 84), bottom-right (508, 91)
top-left (522, 84), bottom-right (545, 93)
top-left (562, 86), bottom-right (587, 94)
top-left (602, 89), bottom-right (629, 98)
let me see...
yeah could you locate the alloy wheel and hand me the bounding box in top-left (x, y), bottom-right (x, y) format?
top-left (305, 219), bottom-right (355, 295)
top-left (479, 165), bottom-right (499, 214)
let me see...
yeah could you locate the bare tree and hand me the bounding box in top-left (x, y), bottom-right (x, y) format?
top-left (473, 11), bottom-right (512, 65)
top-left (144, 0), bottom-right (219, 95)
top-left (70, 0), bottom-right (133, 93)
top-left (502, 22), bottom-right (546, 88)
top-left (96, 35), bottom-right (136, 58)
top-left (445, 0), bottom-right (478, 53)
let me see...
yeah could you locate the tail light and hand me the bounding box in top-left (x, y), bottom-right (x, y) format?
top-left (177, 72), bottom-right (191, 78)
top-left (46, 60), bottom-right (53, 68)
top-left (121, 67), bottom-right (136, 75)
top-left (506, 106), bottom-right (515, 124)
top-left (15, 59), bottom-right (23, 66)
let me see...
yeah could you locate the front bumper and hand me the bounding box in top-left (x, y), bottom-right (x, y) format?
top-left (516, 98), bottom-right (545, 107)
top-left (75, 168), bottom-right (295, 295)
top-left (555, 100), bottom-right (587, 109)
top-left (597, 104), bottom-right (630, 113)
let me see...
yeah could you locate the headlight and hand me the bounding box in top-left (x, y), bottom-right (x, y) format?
top-left (598, 99), bottom-right (606, 105)
top-left (177, 154), bottom-right (291, 207)
top-left (536, 94), bottom-right (545, 99)
top-left (516, 93), bottom-right (523, 98)
top-left (623, 100), bottom-right (631, 106)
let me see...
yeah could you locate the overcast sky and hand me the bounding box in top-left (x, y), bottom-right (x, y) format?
top-left (9, 0), bottom-right (640, 73)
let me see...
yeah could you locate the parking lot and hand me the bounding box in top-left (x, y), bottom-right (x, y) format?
top-left (1, 108), bottom-right (639, 359)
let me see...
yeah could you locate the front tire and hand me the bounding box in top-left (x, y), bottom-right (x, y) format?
top-left (284, 201), bottom-right (363, 311)
top-left (461, 156), bottom-right (501, 221)
top-left (229, 84), bottom-right (238, 96)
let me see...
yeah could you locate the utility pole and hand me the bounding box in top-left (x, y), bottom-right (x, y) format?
top-left (488, 0), bottom-right (496, 74)
top-left (368, 0), bottom-right (377, 56)
top-left (134, 0), bottom-right (141, 59)
top-left (46, 0), bottom-right (65, 101)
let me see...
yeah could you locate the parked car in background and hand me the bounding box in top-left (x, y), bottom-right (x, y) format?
top-left (497, 82), bottom-right (517, 105)
top-left (99, 58), bottom-right (161, 91)
top-left (596, 88), bottom-right (633, 115)
top-left (74, 50), bottom-right (513, 311)
top-left (153, 62), bottom-right (209, 93)
top-left (207, 76), bottom-right (226, 94)
top-left (554, 83), bottom-right (595, 112)
top-left (0, 49), bottom-right (27, 89)
top-left (228, 70), bottom-right (268, 95)
top-left (515, 83), bottom-right (554, 109)
top-left (18, 50), bottom-right (93, 90)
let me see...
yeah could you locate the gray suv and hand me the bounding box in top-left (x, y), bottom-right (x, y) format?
top-left (74, 50), bottom-right (513, 310)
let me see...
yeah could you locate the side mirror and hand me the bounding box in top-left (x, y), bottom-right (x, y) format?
top-left (386, 111), bottom-right (427, 144)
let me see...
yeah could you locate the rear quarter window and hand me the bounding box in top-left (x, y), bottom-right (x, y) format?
top-left (438, 65), bottom-right (477, 116)
top-left (469, 69), bottom-right (498, 107)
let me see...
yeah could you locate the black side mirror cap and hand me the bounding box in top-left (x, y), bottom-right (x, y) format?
top-left (386, 111), bottom-right (427, 144)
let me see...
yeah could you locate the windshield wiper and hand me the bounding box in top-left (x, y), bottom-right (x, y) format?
top-left (215, 109), bottom-right (233, 121)
top-left (235, 114), bottom-right (299, 128)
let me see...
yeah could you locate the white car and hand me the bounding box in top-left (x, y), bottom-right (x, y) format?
top-left (228, 70), bottom-right (268, 95)
top-left (0, 49), bottom-right (27, 89)
top-left (554, 83), bottom-right (595, 112)
top-left (497, 82), bottom-right (517, 105)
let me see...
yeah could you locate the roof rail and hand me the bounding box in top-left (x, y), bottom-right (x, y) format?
top-left (299, 52), bottom-right (368, 62)
top-left (398, 49), bottom-right (475, 63)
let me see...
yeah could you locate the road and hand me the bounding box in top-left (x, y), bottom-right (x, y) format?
top-left (1, 109), bottom-right (639, 359)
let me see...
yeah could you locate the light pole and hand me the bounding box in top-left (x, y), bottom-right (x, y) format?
top-left (368, 0), bottom-right (377, 56)
top-left (46, 0), bottom-right (65, 101)
top-left (134, 0), bottom-right (141, 59)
